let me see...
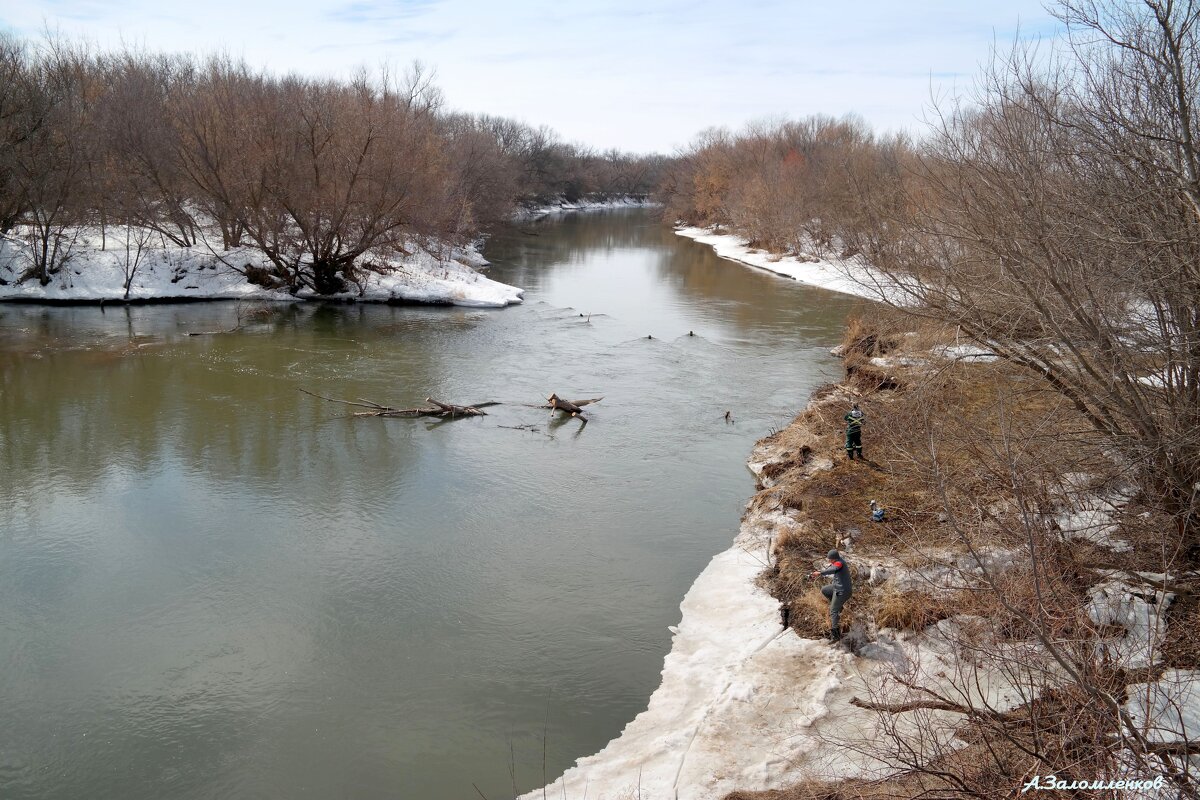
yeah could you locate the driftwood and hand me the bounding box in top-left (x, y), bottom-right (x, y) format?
top-left (526, 393), bottom-right (603, 429)
top-left (300, 388), bottom-right (497, 418)
top-left (541, 393), bottom-right (603, 417)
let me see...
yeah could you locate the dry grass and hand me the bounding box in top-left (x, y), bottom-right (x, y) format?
top-left (870, 586), bottom-right (950, 632)
top-left (1162, 580), bottom-right (1200, 669)
top-left (785, 585), bottom-right (843, 638)
top-left (727, 311), bottom-right (1200, 800)
top-left (772, 521), bottom-right (831, 556)
top-left (758, 312), bottom-right (1112, 642)
top-left (840, 314), bottom-right (903, 359)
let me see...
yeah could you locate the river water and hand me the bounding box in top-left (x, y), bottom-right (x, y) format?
top-left (0, 209), bottom-right (861, 800)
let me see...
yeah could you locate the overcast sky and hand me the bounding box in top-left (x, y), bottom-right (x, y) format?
top-left (0, 0), bottom-right (1064, 153)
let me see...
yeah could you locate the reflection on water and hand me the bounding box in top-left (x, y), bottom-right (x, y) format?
top-left (0, 209), bottom-right (864, 800)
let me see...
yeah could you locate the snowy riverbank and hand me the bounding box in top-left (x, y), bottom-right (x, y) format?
top-left (516, 196), bottom-right (659, 219)
top-left (519, 388), bottom-right (1035, 800)
top-left (674, 225), bottom-right (897, 303)
top-left (517, 489), bottom-right (848, 800)
top-left (0, 229), bottom-right (524, 308)
top-left (520, 360), bottom-right (1197, 799)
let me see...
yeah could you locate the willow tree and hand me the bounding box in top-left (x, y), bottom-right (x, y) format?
top-left (176, 62), bottom-right (452, 295)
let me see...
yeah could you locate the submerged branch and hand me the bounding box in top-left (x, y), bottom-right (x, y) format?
top-left (300, 388), bottom-right (496, 418)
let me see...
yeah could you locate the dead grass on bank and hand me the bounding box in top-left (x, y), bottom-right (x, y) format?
top-left (761, 314), bottom-right (1116, 639)
top-left (727, 313), bottom-right (1200, 800)
top-left (779, 580), bottom-right (954, 639)
top-left (1164, 587), bottom-right (1200, 669)
top-left (871, 585), bottom-right (951, 632)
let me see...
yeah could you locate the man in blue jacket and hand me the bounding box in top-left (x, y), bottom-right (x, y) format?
top-left (811, 549), bottom-right (853, 642)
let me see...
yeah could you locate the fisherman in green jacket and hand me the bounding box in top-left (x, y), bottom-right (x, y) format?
top-left (844, 402), bottom-right (865, 461)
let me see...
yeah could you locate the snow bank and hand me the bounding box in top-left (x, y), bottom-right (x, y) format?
top-left (866, 344), bottom-right (998, 370)
top-left (519, 498), bottom-right (1044, 800)
top-left (0, 229), bottom-right (523, 308)
top-left (1054, 477), bottom-right (1136, 553)
top-left (932, 343), bottom-right (999, 362)
top-left (518, 501), bottom-right (848, 800)
top-left (882, 547), bottom-right (1024, 594)
top-left (674, 226), bottom-right (901, 303)
top-left (1087, 572), bottom-right (1176, 669)
top-left (515, 196), bottom-right (659, 220)
top-left (1119, 669), bottom-right (1200, 797)
top-left (1126, 669), bottom-right (1200, 744)
top-left (520, 398), bottom-right (1037, 799)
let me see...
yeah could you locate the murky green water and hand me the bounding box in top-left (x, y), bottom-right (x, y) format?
top-left (0, 209), bottom-right (863, 800)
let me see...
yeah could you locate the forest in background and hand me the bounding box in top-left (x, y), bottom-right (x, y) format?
top-left (0, 35), bottom-right (665, 294)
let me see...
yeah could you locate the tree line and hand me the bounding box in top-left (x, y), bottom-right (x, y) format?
top-left (659, 0), bottom-right (1199, 552)
top-left (0, 35), bottom-right (665, 294)
top-left (658, 114), bottom-right (915, 259)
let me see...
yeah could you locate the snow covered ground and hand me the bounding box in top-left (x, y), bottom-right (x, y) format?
top-left (518, 508), bottom-right (1042, 799)
top-left (0, 228), bottom-right (524, 308)
top-left (674, 226), bottom-right (902, 303)
top-left (516, 500), bottom-right (843, 800)
top-left (1055, 478), bottom-right (1137, 554)
top-left (1125, 668), bottom-right (1200, 783)
top-left (515, 196), bottom-right (658, 219)
top-left (1087, 572), bottom-right (1176, 669)
top-left (1126, 669), bottom-right (1200, 745)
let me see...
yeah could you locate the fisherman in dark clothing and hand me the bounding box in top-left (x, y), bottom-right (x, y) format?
top-left (844, 403), bottom-right (865, 460)
top-left (811, 549), bottom-right (853, 642)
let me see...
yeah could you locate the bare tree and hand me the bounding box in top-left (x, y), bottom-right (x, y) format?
top-left (15, 37), bottom-right (93, 285)
top-left (657, 116), bottom-right (905, 258)
top-left (848, 0), bottom-right (1200, 550)
top-left (97, 51), bottom-right (197, 248)
top-left (1, 31), bottom-right (663, 293)
top-left (120, 220), bottom-right (154, 300)
top-left (0, 34), bottom-right (47, 236)
top-left (839, 390), bottom-right (1199, 797)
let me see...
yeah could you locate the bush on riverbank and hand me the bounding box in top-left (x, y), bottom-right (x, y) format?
top-left (738, 309), bottom-right (1199, 798)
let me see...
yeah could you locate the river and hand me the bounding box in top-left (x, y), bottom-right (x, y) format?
top-left (0, 209), bottom-right (862, 799)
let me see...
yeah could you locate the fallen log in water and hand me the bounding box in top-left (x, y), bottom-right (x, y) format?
top-left (540, 393), bottom-right (603, 418)
top-left (300, 388), bottom-right (497, 418)
top-left (544, 393), bottom-right (603, 415)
